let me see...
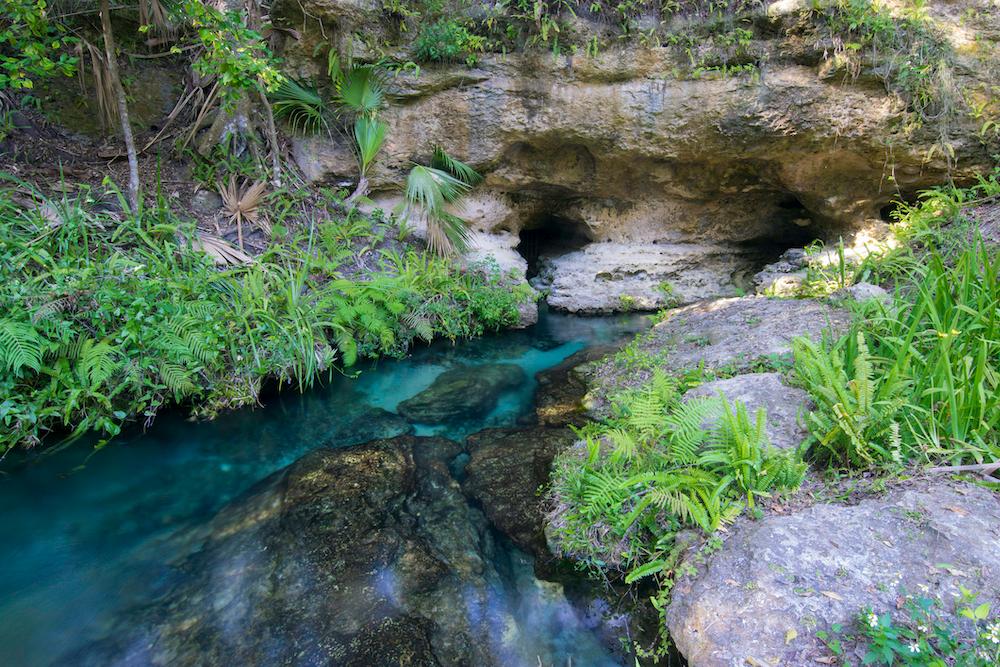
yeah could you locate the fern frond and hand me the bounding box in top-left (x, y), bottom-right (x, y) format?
top-left (0, 318), bottom-right (43, 376)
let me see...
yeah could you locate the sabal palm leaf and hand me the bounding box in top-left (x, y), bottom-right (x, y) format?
top-left (404, 165), bottom-right (473, 256)
top-left (354, 116), bottom-right (387, 176)
top-left (271, 78), bottom-right (327, 135)
top-left (337, 65), bottom-right (384, 117)
top-left (431, 146), bottom-right (482, 185)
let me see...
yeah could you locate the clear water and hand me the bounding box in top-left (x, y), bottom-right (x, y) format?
top-left (0, 308), bottom-right (648, 667)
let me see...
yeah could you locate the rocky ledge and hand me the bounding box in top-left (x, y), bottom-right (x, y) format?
top-left (666, 479), bottom-right (1000, 666)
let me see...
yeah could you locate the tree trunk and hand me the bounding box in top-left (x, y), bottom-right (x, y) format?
top-left (100, 0), bottom-right (140, 213)
top-left (257, 87), bottom-right (282, 188)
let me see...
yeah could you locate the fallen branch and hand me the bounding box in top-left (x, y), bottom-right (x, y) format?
top-left (927, 462), bottom-right (1000, 477)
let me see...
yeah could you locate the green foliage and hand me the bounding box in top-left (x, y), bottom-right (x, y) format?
top-left (180, 0), bottom-right (284, 106)
top-left (414, 19), bottom-right (485, 65)
top-left (794, 178), bottom-right (1000, 470)
top-left (402, 149), bottom-right (482, 256)
top-left (812, 0), bottom-right (953, 122)
top-left (848, 589), bottom-right (1000, 665)
top-left (549, 370), bottom-right (805, 572)
top-left (0, 182), bottom-right (532, 454)
top-left (271, 78), bottom-right (328, 135)
top-left (0, 0), bottom-right (77, 91)
top-left (794, 332), bottom-right (910, 468)
top-left (354, 115), bottom-right (388, 176)
top-left (329, 57), bottom-right (385, 118)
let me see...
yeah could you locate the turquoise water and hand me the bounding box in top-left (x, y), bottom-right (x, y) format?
top-left (0, 308), bottom-right (647, 667)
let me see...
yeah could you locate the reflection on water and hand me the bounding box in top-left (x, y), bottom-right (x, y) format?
top-left (0, 308), bottom-right (647, 666)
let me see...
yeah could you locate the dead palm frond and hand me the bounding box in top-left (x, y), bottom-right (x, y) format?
top-left (77, 39), bottom-right (117, 131)
top-left (190, 231), bottom-right (252, 265)
top-left (217, 177), bottom-right (269, 249)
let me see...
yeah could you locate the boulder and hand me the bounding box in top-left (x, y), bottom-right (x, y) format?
top-left (324, 406), bottom-right (414, 445)
top-left (665, 480), bottom-right (1000, 666)
top-left (831, 282), bottom-right (892, 304)
top-left (685, 372), bottom-right (812, 450)
top-left (534, 347), bottom-right (616, 427)
top-left (587, 297), bottom-right (849, 414)
top-left (60, 436), bottom-right (505, 666)
top-left (535, 242), bottom-right (754, 313)
top-left (397, 363), bottom-right (526, 423)
top-left (462, 427), bottom-right (576, 559)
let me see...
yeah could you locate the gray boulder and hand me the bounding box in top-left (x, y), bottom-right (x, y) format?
top-left (666, 480), bottom-right (1000, 666)
top-left (588, 297), bottom-right (849, 415)
top-left (685, 373), bottom-right (813, 450)
top-left (397, 363), bottom-right (526, 423)
top-left (831, 282), bottom-right (892, 304)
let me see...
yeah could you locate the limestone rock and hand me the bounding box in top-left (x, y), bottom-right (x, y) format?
top-left (60, 436), bottom-right (504, 666)
top-left (831, 282), bottom-right (892, 304)
top-left (323, 406), bottom-right (414, 445)
top-left (588, 297), bottom-right (849, 414)
top-left (665, 480), bottom-right (1000, 666)
top-left (685, 372), bottom-right (812, 450)
top-left (190, 190), bottom-right (222, 216)
top-left (397, 363), bottom-right (526, 423)
top-left (537, 242), bottom-right (754, 313)
top-left (462, 427), bottom-right (576, 559)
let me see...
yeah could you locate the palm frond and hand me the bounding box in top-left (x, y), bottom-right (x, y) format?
top-left (271, 78), bottom-right (327, 135)
top-left (353, 116), bottom-right (387, 176)
top-left (336, 65), bottom-right (384, 117)
top-left (404, 165), bottom-right (473, 256)
top-left (431, 146), bottom-right (482, 186)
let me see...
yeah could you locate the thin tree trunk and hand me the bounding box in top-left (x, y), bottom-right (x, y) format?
top-left (257, 87), bottom-right (282, 188)
top-left (100, 0), bottom-right (140, 213)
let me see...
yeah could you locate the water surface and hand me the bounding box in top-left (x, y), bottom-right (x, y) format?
top-left (0, 308), bottom-right (647, 666)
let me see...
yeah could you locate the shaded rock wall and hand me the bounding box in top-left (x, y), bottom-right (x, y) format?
top-left (275, 0), bottom-right (998, 310)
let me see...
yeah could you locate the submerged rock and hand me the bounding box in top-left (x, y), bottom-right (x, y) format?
top-left (63, 437), bottom-right (498, 666)
top-left (324, 406), bottom-right (414, 446)
top-left (462, 427), bottom-right (576, 559)
top-left (665, 480), bottom-right (1000, 666)
top-left (397, 363), bottom-right (526, 424)
top-left (685, 372), bottom-right (812, 450)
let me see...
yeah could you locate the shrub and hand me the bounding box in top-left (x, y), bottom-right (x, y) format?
top-left (414, 20), bottom-right (485, 65)
top-left (0, 183), bottom-right (533, 454)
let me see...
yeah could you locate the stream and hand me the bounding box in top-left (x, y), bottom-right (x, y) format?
top-left (0, 308), bottom-right (648, 666)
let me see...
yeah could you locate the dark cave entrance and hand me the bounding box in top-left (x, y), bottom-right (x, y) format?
top-left (516, 215), bottom-right (591, 279)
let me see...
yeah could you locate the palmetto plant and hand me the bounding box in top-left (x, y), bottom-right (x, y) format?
top-left (402, 147), bottom-right (482, 256)
top-left (218, 177), bottom-right (269, 249)
top-left (271, 78), bottom-right (327, 135)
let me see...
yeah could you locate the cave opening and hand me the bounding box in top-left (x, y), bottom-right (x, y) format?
top-left (517, 215), bottom-right (591, 279)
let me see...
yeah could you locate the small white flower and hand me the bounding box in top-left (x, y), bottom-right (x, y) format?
top-left (908, 642), bottom-right (920, 653)
top-left (917, 625), bottom-right (929, 633)
top-left (867, 612), bottom-right (879, 628)
top-left (987, 621), bottom-right (1000, 644)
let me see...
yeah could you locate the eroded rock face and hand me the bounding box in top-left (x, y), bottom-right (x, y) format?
top-left (397, 363), bottom-right (526, 424)
top-left (534, 242), bottom-right (756, 313)
top-left (665, 480), bottom-right (1000, 666)
top-left (685, 372), bottom-right (812, 450)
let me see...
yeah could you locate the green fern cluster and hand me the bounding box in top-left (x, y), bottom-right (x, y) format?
top-left (794, 332), bottom-right (910, 468)
top-left (549, 370), bottom-right (805, 574)
top-left (0, 182), bottom-right (534, 454)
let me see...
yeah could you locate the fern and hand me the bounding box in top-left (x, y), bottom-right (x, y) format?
top-left (0, 318), bottom-right (43, 376)
top-left (77, 338), bottom-right (121, 388)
